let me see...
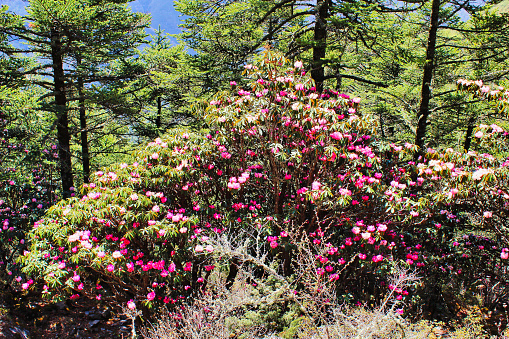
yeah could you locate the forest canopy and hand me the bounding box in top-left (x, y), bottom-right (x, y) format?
top-left (1, 0), bottom-right (509, 337)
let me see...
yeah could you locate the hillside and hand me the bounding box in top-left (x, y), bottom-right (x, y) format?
top-left (494, 0), bottom-right (509, 13)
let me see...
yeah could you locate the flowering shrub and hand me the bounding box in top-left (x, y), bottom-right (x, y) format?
top-left (457, 79), bottom-right (509, 114)
top-left (19, 50), bottom-right (509, 320)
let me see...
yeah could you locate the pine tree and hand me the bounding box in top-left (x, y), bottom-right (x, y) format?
top-left (0, 0), bottom-right (149, 194)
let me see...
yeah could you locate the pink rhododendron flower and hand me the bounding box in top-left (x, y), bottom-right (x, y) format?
top-left (472, 168), bottom-right (493, 180)
top-left (146, 292), bottom-right (155, 301)
top-left (330, 132), bottom-right (343, 140)
top-left (361, 232), bottom-right (371, 240)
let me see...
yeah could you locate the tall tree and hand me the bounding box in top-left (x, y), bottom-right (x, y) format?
top-left (0, 0), bottom-right (148, 193)
top-left (176, 0), bottom-right (413, 93)
top-left (135, 28), bottom-right (197, 136)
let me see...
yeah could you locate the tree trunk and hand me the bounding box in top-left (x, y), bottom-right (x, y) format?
top-left (414, 0), bottom-right (440, 149)
top-left (156, 96), bottom-right (162, 132)
top-left (51, 28), bottom-right (74, 198)
top-left (77, 56), bottom-right (90, 183)
top-left (464, 115), bottom-right (476, 151)
top-left (312, 0), bottom-right (329, 93)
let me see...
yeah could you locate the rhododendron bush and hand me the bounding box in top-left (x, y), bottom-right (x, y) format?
top-left (19, 51), bottom-right (509, 318)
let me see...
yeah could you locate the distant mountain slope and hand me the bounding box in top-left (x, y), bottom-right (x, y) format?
top-left (129, 0), bottom-right (181, 36)
top-left (2, 0), bottom-right (27, 14)
top-left (493, 0), bottom-right (509, 13)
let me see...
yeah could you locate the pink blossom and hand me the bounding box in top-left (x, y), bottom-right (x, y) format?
top-left (472, 168), bottom-right (493, 180)
top-left (330, 132), bottom-right (343, 140)
top-left (151, 153), bottom-right (159, 160)
top-left (147, 292), bottom-right (155, 301)
top-left (227, 181), bottom-right (241, 189)
top-left (483, 211), bottom-right (492, 218)
top-left (502, 250), bottom-right (509, 260)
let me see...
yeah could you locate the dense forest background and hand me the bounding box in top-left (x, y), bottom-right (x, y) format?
top-left (2, 0), bottom-right (509, 338)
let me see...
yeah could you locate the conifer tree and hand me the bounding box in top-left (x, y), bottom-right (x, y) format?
top-left (0, 0), bottom-right (149, 194)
